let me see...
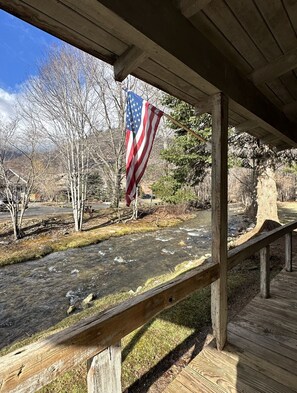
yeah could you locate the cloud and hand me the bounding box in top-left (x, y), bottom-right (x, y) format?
top-left (0, 88), bottom-right (18, 121)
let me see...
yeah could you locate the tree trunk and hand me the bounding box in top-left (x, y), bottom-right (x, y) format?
top-left (10, 208), bottom-right (21, 240)
top-left (110, 171), bottom-right (121, 208)
top-left (256, 166), bottom-right (279, 228)
top-left (244, 165), bottom-right (257, 221)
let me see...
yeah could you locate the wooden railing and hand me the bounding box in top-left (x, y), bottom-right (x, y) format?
top-left (0, 221), bottom-right (296, 393)
top-left (227, 221), bottom-right (296, 298)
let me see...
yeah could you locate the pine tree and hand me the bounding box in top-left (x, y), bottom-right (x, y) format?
top-left (152, 96), bottom-right (211, 204)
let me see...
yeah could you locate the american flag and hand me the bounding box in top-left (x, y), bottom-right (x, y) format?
top-left (125, 91), bottom-right (163, 206)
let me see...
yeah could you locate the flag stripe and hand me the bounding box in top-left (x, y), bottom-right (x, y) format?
top-left (126, 105), bottom-right (159, 197)
top-left (125, 91), bottom-right (163, 206)
top-left (135, 108), bottom-right (161, 183)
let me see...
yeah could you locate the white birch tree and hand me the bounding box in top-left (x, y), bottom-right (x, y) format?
top-left (87, 63), bottom-right (128, 207)
top-left (0, 117), bottom-right (38, 239)
top-left (88, 64), bottom-right (167, 207)
top-left (21, 45), bottom-right (101, 231)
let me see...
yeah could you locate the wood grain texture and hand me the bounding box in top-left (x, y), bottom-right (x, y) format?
top-left (165, 259), bottom-right (297, 392)
top-left (114, 45), bottom-right (147, 82)
top-left (227, 220), bottom-right (297, 270)
top-left (87, 343), bottom-right (121, 393)
top-left (227, 0), bottom-right (281, 64)
top-left (179, 0), bottom-right (212, 18)
top-left (211, 92), bottom-right (228, 350)
top-left (260, 245), bottom-right (270, 298)
top-left (250, 48), bottom-right (297, 84)
top-left (0, 218), bottom-right (295, 392)
top-left (256, 0), bottom-right (297, 54)
top-left (285, 232), bottom-right (293, 272)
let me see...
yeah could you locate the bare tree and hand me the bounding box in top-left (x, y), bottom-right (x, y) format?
top-left (87, 63), bottom-right (128, 207)
top-left (22, 44), bottom-right (168, 223)
top-left (88, 65), bottom-right (168, 207)
top-left (21, 45), bottom-right (101, 231)
top-left (32, 151), bottom-right (65, 202)
top-left (0, 117), bottom-right (39, 239)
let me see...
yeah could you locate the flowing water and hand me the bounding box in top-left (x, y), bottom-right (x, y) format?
top-left (0, 205), bottom-right (248, 349)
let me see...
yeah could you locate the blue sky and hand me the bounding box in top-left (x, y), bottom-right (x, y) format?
top-left (0, 10), bottom-right (58, 92)
top-left (0, 9), bottom-right (62, 120)
top-left (0, 10), bottom-right (60, 92)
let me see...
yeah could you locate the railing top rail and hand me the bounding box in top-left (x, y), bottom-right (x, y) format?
top-left (228, 220), bottom-right (297, 270)
top-left (0, 263), bottom-right (219, 393)
top-left (0, 219), bottom-right (296, 393)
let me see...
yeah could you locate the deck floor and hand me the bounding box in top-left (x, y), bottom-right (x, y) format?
top-left (164, 260), bottom-right (297, 392)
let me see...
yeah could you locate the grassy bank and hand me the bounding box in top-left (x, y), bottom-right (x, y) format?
top-left (40, 260), bottom-right (263, 393)
top-left (1, 250), bottom-right (281, 393)
top-left (40, 248), bottom-right (284, 393)
top-left (0, 207), bottom-right (191, 267)
top-left (1, 200), bottom-right (295, 267)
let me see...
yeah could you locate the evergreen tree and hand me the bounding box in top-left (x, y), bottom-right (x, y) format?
top-left (152, 96), bottom-right (211, 204)
top-left (156, 95), bottom-right (296, 227)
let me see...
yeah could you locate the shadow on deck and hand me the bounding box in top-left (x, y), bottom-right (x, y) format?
top-left (164, 259), bottom-right (297, 392)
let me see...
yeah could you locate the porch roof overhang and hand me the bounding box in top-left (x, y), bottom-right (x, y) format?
top-left (1, 0), bottom-right (297, 149)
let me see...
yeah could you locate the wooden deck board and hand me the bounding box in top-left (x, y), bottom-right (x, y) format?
top-left (168, 368), bottom-right (224, 393)
top-left (164, 260), bottom-right (297, 392)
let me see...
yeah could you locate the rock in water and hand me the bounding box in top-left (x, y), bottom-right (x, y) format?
top-left (82, 293), bottom-right (95, 307)
top-left (66, 290), bottom-right (77, 298)
top-left (67, 305), bottom-right (76, 315)
top-left (114, 256), bottom-right (125, 263)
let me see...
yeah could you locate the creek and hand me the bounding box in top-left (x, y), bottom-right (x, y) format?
top-left (0, 205), bottom-right (248, 349)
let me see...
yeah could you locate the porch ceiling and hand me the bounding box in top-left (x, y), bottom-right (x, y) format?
top-left (1, 0), bottom-right (297, 149)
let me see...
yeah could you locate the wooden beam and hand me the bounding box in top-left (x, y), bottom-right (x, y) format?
top-left (114, 45), bottom-right (147, 82)
top-left (230, 100), bottom-right (297, 148)
top-left (87, 343), bottom-right (121, 393)
top-left (95, 0), bottom-right (297, 147)
top-left (249, 48), bottom-right (297, 85)
top-left (178, 0), bottom-right (212, 18)
top-left (195, 95), bottom-right (214, 114)
top-left (211, 92), bottom-right (228, 351)
top-left (261, 134), bottom-right (280, 145)
top-left (283, 100), bottom-right (297, 118)
top-left (234, 120), bottom-right (259, 133)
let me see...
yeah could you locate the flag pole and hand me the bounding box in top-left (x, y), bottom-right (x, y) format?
top-left (162, 112), bottom-right (207, 143)
top-left (135, 186), bottom-right (139, 219)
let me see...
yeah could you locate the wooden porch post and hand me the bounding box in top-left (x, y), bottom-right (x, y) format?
top-left (260, 245), bottom-right (270, 298)
top-left (285, 232), bottom-right (293, 272)
top-left (211, 92), bottom-right (228, 351)
top-left (87, 342), bottom-right (121, 393)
